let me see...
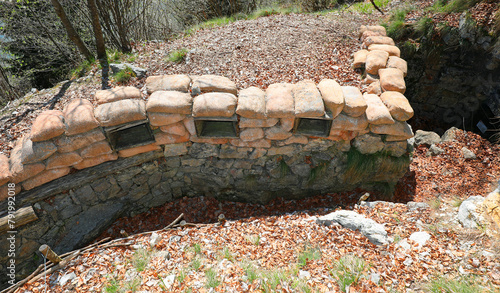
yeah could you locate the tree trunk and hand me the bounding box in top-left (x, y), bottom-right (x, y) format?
top-left (87, 0), bottom-right (109, 89)
top-left (50, 0), bottom-right (94, 61)
top-left (0, 65), bottom-right (19, 102)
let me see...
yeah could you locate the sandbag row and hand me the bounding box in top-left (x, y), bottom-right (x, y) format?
top-left (0, 25), bottom-right (415, 198)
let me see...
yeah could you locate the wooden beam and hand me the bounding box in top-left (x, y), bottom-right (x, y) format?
top-left (0, 206), bottom-right (38, 234)
top-left (39, 244), bottom-right (62, 264)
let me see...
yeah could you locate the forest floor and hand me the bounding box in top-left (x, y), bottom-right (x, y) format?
top-left (2, 0), bottom-right (500, 292)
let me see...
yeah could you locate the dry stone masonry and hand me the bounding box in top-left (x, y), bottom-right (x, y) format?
top-left (0, 25), bottom-right (414, 287)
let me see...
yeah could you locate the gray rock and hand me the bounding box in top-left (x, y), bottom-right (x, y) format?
top-left (461, 147), bottom-right (476, 159)
top-left (353, 133), bottom-right (385, 154)
top-left (59, 272), bottom-right (76, 286)
top-left (441, 127), bottom-right (460, 142)
top-left (409, 231), bottom-right (430, 248)
top-left (458, 196), bottom-right (485, 228)
top-left (407, 202), bottom-right (430, 211)
top-left (317, 210), bottom-right (388, 245)
top-left (110, 63), bottom-right (147, 78)
top-left (414, 130), bottom-right (441, 146)
top-left (370, 273), bottom-right (380, 284)
top-left (426, 144), bottom-right (444, 156)
top-left (149, 232), bottom-right (161, 246)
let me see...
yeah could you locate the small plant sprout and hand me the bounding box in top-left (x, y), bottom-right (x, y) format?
top-left (132, 248), bottom-right (151, 272)
top-left (205, 267), bottom-right (220, 288)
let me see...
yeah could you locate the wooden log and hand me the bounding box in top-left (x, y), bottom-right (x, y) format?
top-left (0, 206), bottom-right (38, 234)
top-left (39, 244), bottom-right (62, 264)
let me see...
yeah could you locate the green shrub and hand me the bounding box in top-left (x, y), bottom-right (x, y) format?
top-left (167, 49), bottom-right (188, 63)
top-left (301, 0), bottom-right (331, 12)
top-left (331, 255), bottom-right (368, 292)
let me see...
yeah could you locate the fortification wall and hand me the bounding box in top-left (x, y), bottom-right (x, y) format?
top-left (0, 25), bottom-right (414, 288)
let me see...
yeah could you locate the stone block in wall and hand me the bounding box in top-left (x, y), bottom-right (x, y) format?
top-left (148, 113), bottom-right (185, 127)
top-left (367, 80), bottom-right (382, 95)
top-left (191, 75), bottom-right (237, 95)
top-left (30, 110), bottom-right (65, 142)
top-left (95, 86), bottom-right (141, 104)
top-left (219, 145), bottom-right (252, 159)
top-left (190, 136), bottom-right (228, 144)
top-left (380, 91), bottom-right (414, 121)
top-left (240, 128), bottom-right (265, 142)
top-left (146, 91), bottom-right (193, 114)
top-left (365, 50), bottom-right (389, 75)
top-left (386, 56), bottom-right (408, 77)
top-left (46, 152), bottom-right (82, 170)
top-left (79, 140), bottom-right (113, 158)
top-left (352, 50), bottom-right (369, 69)
top-left (73, 153), bottom-right (118, 170)
top-left (363, 36), bottom-right (395, 48)
top-left (188, 143), bottom-right (219, 158)
top-left (353, 133), bottom-right (385, 154)
top-left (63, 99), bottom-right (99, 136)
top-left (94, 99), bottom-right (147, 127)
top-left (293, 80), bottom-right (324, 117)
top-left (359, 25), bottom-right (386, 38)
top-left (155, 132), bottom-right (190, 145)
top-left (55, 128), bottom-right (106, 153)
top-left (21, 139), bottom-right (57, 164)
top-left (118, 143), bottom-right (161, 158)
top-left (163, 143), bottom-right (189, 157)
top-left (22, 167), bottom-right (70, 190)
top-left (317, 79), bottom-right (344, 118)
top-left (229, 139), bottom-right (271, 148)
top-left (330, 113), bottom-right (368, 131)
top-left (265, 126), bottom-right (293, 140)
top-left (370, 120), bottom-right (413, 139)
top-left (368, 44), bottom-right (400, 57)
top-left (0, 154), bottom-right (12, 186)
top-left (383, 141), bottom-right (408, 157)
top-left (239, 117), bottom-right (278, 128)
top-left (364, 93), bottom-right (395, 125)
top-left (267, 146), bottom-right (296, 156)
top-left (192, 92), bottom-right (237, 117)
top-left (236, 86), bottom-right (266, 119)
top-left (146, 74), bottom-right (191, 94)
top-left (379, 68), bottom-right (406, 94)
top-left (276, 135), bottom-right (308, 146)
top-left (265, 83), bottom-right (295, 118)
top-left (0, 183), bottom-right (20, 202)
top-left (341, 86), bottom-right (366, 117)
top-left (160, 122), bottom-right (188, 137)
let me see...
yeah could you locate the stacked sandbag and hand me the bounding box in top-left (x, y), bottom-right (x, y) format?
top-left (93, 86), bottom-right (158, 158)
top-left (190, 75), bottom-right (238, 145)
top-left (352, 25), bottom-right (408, 95)
top-left (233, 86), bottom-right (273, 148)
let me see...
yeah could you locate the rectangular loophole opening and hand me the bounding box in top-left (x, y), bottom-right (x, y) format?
top-left (194, 115), bottom-right (238, 138)
top-left (294, 113), bottom-right (332, 137)
top-left (105, 120), bottom-right (156, 151)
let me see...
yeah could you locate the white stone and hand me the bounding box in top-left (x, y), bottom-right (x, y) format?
top-left (409, 231), bottom-right (431, 249)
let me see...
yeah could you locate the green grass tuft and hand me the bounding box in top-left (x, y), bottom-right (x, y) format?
top-left (167, 49), bottom-right (188, 63)
top-left (205, 267), bottom-right (220, 288)
top-left (132, 248), bottom-right (151, 272)
top-left (344, 148), bottom-right (410, 190)
top-left (113, 66), bottom-right (135, 84)
top-left (331, 255), bottom-right (368, 292)
top-left (426, 274), bottom-right (487, 293)
top-left (297, 245), bottom-right (321, 268)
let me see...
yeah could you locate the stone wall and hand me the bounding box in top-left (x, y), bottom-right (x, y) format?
top-left (0, 25), bottom-right (414, 288)
top-left (403, 14), bottom-right (500, 137)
